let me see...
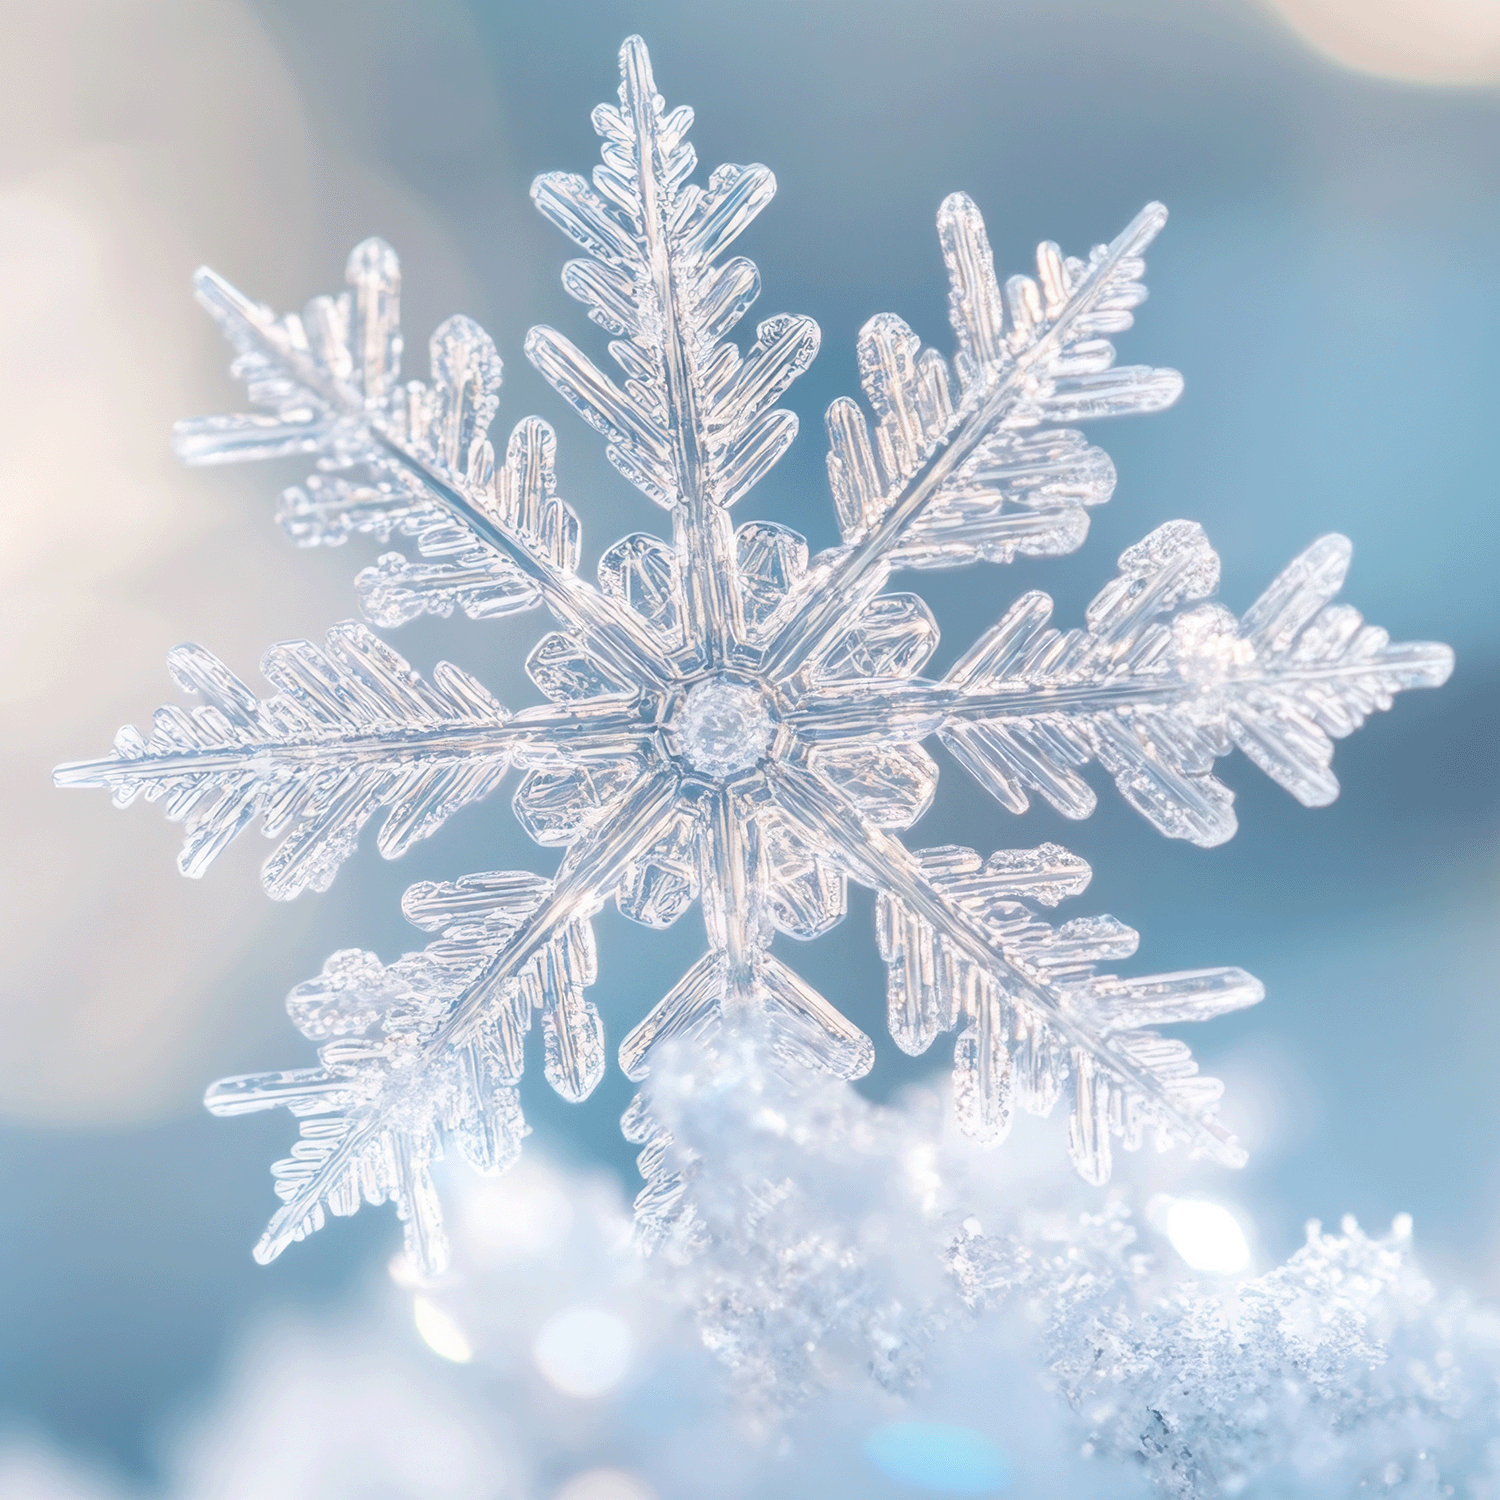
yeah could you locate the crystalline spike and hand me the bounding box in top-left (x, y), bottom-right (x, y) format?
top-left (345, 236), bottom-right (403, 403)
top-left (954, 989), bottom-right (1014, 1145)
top-left (979, 844), bottom-right (1092, 906)
top-left (426, 315), bottom-right (504, 477)
top-left (938, 191), bottom-right (1008, 388)
top-left (619, 954), bottom-right (725, 1081)
top-left (1067, 1050), bottom-right (1113, 1185)
top-left (542, 977), bottom-right (606, 1102)
top-left (757, 956), bottom-right (875, 1080)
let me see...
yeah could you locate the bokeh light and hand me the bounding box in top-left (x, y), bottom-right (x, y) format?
top-left (1262, 0), bottom-right (1500, 84)
top-left (532, 1308), bottom-right (633, 1398)
top-left (412, 1296), bottom-right (474, 1364)
top-left (863, 1422), bottom-right (1012, 1494)
top-left (1162, 1199), bottom-right (1253, 1274)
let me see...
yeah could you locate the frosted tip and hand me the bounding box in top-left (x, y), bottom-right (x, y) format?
top-left (1118, 202), bottom-right (1170, 254)
top-left (619, 35), bottom-right (657, 97)
top-left (345, 237), bottom-right (401, 295)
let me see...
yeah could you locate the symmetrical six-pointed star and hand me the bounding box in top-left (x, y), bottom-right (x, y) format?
top-left (57, 38), bottom-right (1450, 1275)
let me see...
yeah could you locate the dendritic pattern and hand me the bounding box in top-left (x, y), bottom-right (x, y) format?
top-left (57, 38), bottom-right (1450, 1275)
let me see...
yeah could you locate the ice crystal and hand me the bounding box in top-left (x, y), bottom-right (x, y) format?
top-left (57, 37), bottom-right (1451, 1276)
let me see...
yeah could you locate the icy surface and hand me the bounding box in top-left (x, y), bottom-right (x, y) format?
top-left (57, 36), bottom-right (1451, 1274)
top-left (11, 1090), bottom-right (1500, 1500)
top-left (616, 1048), bottom-right (1500, 1499)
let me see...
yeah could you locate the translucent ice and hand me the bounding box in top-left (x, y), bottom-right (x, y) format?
top-left (57, 37), bottom-right (1451, 1274)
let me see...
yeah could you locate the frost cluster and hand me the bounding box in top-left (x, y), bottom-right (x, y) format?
top-left (615, 1041), bottom-right (1500, 1499)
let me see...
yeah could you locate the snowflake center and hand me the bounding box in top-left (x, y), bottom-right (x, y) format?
top-left (671, 679), bottom-right (776, 777)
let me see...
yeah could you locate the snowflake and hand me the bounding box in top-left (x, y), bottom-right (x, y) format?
top-left (56, 37), bottom-right (1450, 1277)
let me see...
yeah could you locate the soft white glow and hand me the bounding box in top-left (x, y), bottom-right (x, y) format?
top-left (904, 1145), bottom-right (942, 1216)
top-left (553, 1468), bottom-right (657, 1500)
top-left (532, 1307), bottom-right (633, 1397)
top-left (413, 1295), bottom-right (474, 1363)
top-left (462, 1166), bottom-right (575, 1256)
top-left (1164, 1198), bottom-right (1252, 1274)
top-left (1262, 0), bottom-right (1500, 85)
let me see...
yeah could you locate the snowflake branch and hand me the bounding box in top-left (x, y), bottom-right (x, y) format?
top-left (613, 37), bottom-right (740, 663)
top-left (702, 784), bottom-right (770, 1014)
top-left (614, 785), bottom-right (764, 1076)
top-left (763, 202), bottom-right (1174, 684)
top-left (786, 526), bottom-right (1453, 845)
top-left (242, 768), bottom-right (681, 1268)
top-left (428, 766), bottom-right (682, 1052)
top-left (766, 759), bottom-right (1251, 1172)
top-left (54, 623), bottom-right (655, 898)
top-left (371, 431), bottom-right (677, 689)
top-left (525, 37), bottom-right (821, 666)
top-left (177, 255), bottom-right (676, 691)
top-left (618, 779), bottom-right (875, 1083)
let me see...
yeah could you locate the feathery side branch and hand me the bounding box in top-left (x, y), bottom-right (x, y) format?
top-left (246, 768), bottom-right (683, 1265)
top-left (762, 203), bottom-right (1172, 684)
top-left (766, 759), bottom-right (1251, 1166)
top-left (181, 261), bottom-right (676, 691)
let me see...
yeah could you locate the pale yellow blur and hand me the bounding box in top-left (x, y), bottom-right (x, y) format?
top-left (1262, 0), bottom-right (1500, 85)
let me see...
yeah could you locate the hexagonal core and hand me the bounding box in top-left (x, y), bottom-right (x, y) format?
top-left (670, 679), bottom-right (776, 778)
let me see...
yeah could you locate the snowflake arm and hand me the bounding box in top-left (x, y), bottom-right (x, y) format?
top-left (525, 36), bottom-right (820, 666)
top-left (612, 777), bottom-right (877, 1089)
top-left (763, 196), bottom-right (1181, 685)
top-left (702, 785), bottom-right (767, 1019)
top-left (53, 622), bottom-right (653, 897)
top-left (173, 240), bottom-right (676, 690)
top-left (207, 766), bottom-right (682, 1274)
top-left (766, 759), bottom-right (1260, 1177)
top-left (786, 522), bottom-right (1454, 844)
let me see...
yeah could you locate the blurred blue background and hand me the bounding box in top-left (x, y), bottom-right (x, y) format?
top-left (2, 0), bottom-right (1497, 1486)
